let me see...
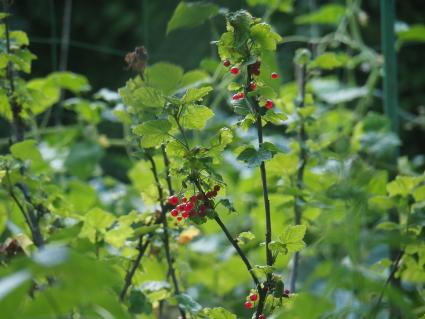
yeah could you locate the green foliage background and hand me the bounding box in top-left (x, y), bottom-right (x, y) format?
top-left (0, 1), bottom-right (424, 319)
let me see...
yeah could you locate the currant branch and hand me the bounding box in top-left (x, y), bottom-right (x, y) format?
top-left (290, 50), bottom-right (310, 292)
top-left (146, 152), bottom-right (187, 319)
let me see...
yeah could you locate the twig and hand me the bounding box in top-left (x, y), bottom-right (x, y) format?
top-left (119, 235), bottom-right (151, 301)
top-left (290, 63), bottom-right (308, 292)
top-left (245, 65), bottom-right (273, 319)
top-left (3, 0), bottom-right (24, 142)
top-left (146, 153), bottom-right (186, 319)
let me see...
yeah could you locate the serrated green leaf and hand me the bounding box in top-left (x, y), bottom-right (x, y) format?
top-left (413, 185), bottom-right (425, 202)
top-left (202, 307), bottom-right (237, 319)
top-left (182, 104), bottom-right (214, 130)
top-left (309, 52), bottom-right (349, 70)
top-left (10, 140), bottom-right (47, 172)
top-left (279, 225), bottom-right (307, 253)
top-left (175, 294), bottom-right (202, 313)
top-left (250, 22), bottom-right (282, 51)
top-left (145, 62), bottom-right (183, 95)
top-left (237, 142), bottom-right (276, 167)
top-left (167, 2), bottom-right (219, 34)
top-left (133, 119), bottom-right (172, 148)
top-left (181, 86), bottom-right (213, 104)
top-left (386, 175), bottom-right (424, 197)
top-left (237, 231), bottom-right (255, 244)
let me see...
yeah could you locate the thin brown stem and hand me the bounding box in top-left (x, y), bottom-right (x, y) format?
top-left (146, 153), bottom-right (186, 319)
top-left (290, 63), bottom-right (308, 292)
top-left (120, 236), bottom-right (150, 301)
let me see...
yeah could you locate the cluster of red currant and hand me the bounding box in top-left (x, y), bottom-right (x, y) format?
top-left (167, 185), bottom-right (220, 222)
top-left (223, 59), bottom-right (278, 110)
top-left (244, 293), bottom-right (265, 319)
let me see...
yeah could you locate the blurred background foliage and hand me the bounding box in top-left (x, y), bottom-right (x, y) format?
top-left (1, 1), bottom-right (425, 318)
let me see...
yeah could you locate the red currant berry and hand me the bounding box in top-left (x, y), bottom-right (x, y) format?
top-left (259, 315), bottom-right (266, 319)
top-left (211, 190), bottom-right (218, 197)
top-left (271, 72), bottom-right (279, 79)
top-left (284, 289), bottom-right (290, 294)
top-left (230, 67), bottom-right (239, 75)
top-left (170, 209), bottom-right (179, 217)
top-left (190, 195), bottom-right (197, 203)
top-left (232, 93), bottom-right (240, 100)
top-left (168, 195), bottom-right (179, 206)
top-left (265, 99), bottom-right (273, 109)
top-left (177, 204), bottom-right (185, 212)
top-left (223, 59), bottom-right (231, 67)
top-left (185, 202), bottom-right (194, 212)
top-left (249, 81), bottom-right (257, 91)
top-left (214, 185), bottom-right (220, 192)
top-left (182, 197), bottom-right (187, 203)
top-left (182, 211), bottom-right (189, 219)
top-left (249, 294), bottom-right (258, 301)
top-left (177, 216), bottom-right (182, 222)
top-left (244, 301), bottom-right (253, 309)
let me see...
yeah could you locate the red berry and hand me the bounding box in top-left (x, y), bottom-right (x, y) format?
top-left (182, 211), bottom-right (189, 219)
top-left (211, 190), bottom-right (218, 197)
top-left (232, 93), bottom-right (239, 100)
top-left (230, 67), bottom-right (239, 75)
top-left (249, 81), bottom-right (257, 91)
top-left (190, 195), bottom-right (197, 203)
top-left (214, 185), bottom-right (220, 192)
top-left (177, 204), bottom-right (185, 212)
top-left (223, 59), bottom-right (231, 67)
top-left (265, 99), bottom-right (273, 109)
top-left (168, 195), bottom-right (179, 206)
top-left (177, 216), bottom-right (182, 222)
top-left (249, 294), bottom-right (258, 301)
top-left (185, 202), bottom-right (194, 212)
top-left (244, 301), bottom-right (252, 309)
top-left (271, 72), bottom-right (279, 79)
top-left (259, 315), bottom-right (266, 319)
top-left (182, 197), bottom-right (187, 203)
top-left (170, 209), bottom-right (179, 217)
top-left (284, 289), bottom-right (290, 295)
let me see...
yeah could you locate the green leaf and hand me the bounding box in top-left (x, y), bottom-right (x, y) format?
top-left (397, 24), bottom-right (425, 43)
top-left (295, 4), bottom-right (346, 25)
top-left (7, 48), bottom-right (36, 73)
top-left (182, 104), bottom-right (214, 130)
top-left (201, 307), bottom-right (237, 319)
top-left (128, 290), bottom-right (152, 314)
top-left (181, 86), bottom-right (213, 104)
top-left (247, 0), bottom-right (294, 13)
top-left (10, 140), bottom-right (47, 172)
top-left (145, 62), bottom-right (183, 95)
top-left (133, 119), bottom-right (172, 148)
top-left (237, 142), bottom-right (276, 167)
top-left (237, 231), bottom-right (255, 244)
top-left (80, 208), bottom-right (116, 242)
top-left (64, 142), bottom-right (103, 179)
top-left (175, 294), bottom-right (202, 313)
top-left (10, 31), bottom-right (29, 47)
top-left (47, 72), bottom-right (90, 93)
top-left (413, 185), bottom-right (425, 202)
top-left (167, 2), bottom-right (219, 34)
top-left (279, 225), bottom-right (307, 253)
top-left (309, 52), bottom-right (349, 70)
top-left (0, 91), bottom-right (12, 121)
top-left (250, 23), bottom-right (282, 51)
top-left (104, 224), bottom-right (134, 248)
top-left (386, 175), bottom-right (424, 197)
top-left (180, 70), bottom-right (210, 89)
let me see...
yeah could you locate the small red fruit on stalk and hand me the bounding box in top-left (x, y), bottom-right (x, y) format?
top-left (223, 59), bottom-right (231, 67)
top-left (284, 289), bottom-right (290, 295)
top-left (170, 209), bottom-right (179, 217)
top-left (230, 66), bottom-right (239, 75)
top-left (244, 301), bottom-right (253, 309)
top-left (177, 204), bottom-right (185, 212)
top-left (271, 72), bottom-right (279, 79)
top-left (168, 195), bottom-right (179, 206)
top-left (249, 81), bottom-right (257, 91)
top-left (259, 315), bottom-right (266, 319)
top-left (182, 211), bottom-right (189, 219)
top-left (265, 99), bottom-right (273, 109)
top-left (185, 202), bottom-right (194, 212)
top-left (177, 216), bottom-right (182, 222)
top-left (249, 294), bottom-right (258, 301)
